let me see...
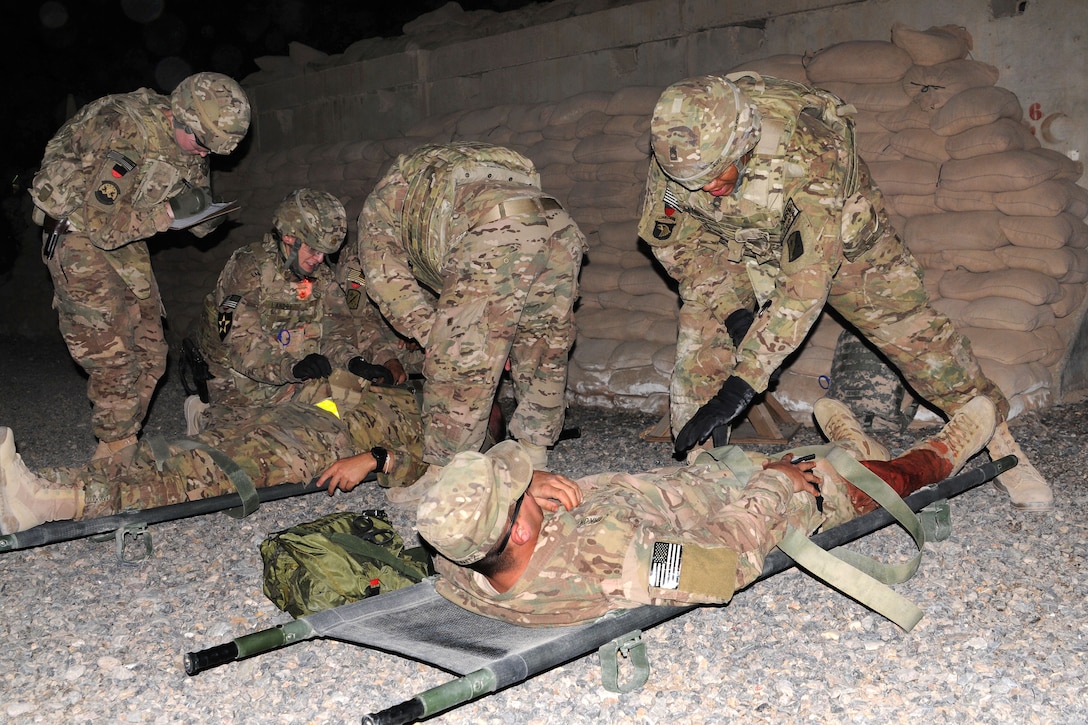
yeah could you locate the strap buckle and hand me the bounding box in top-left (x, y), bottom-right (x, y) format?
top-left (599, 630), bottom-right (650, 693)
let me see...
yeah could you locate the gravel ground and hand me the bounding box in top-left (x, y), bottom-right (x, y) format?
top-left (1, 333), bottom-right (1086, 725)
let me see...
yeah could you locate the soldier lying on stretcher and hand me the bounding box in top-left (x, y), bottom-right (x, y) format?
top-left (0, 370), bottom-right (426, 535)
top-left (415, 397), bottom-right (997, 627)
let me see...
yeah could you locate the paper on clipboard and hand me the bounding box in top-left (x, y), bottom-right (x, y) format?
top-left (170, 200), bottom-right (240, 230)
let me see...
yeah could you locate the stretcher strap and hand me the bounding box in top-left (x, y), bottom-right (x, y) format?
top-left (775, 445), bottom-right (926, 630)
top-left (146, 436), bottom-right (259, 518)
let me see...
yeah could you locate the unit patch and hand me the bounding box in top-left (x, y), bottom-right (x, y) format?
top-left (217, 294), bottom-right (241, 340)
top-left (95, 180), bottom-right (120, 206)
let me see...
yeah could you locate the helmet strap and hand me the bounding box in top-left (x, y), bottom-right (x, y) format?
top-left (273, 228), bottom-right (312, 280)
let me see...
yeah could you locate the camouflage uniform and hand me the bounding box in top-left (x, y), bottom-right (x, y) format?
top-left (340, 143), bottom-right (587, 466)
top-left (39, 372), bottom-right (426, 520)
top-left (638, 74), bottom-right (1006, 431)
top-left (195, 235), bottom-right (399, 410)
top-left (428, 445), bottom-right (839, 626)
top-left (29, 75), bottom-right (249, 447)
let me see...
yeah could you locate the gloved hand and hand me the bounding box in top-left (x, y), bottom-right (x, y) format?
top-left (724, 306), bottom-right (755, 349)
top-left (168, 185), bottom-right (212, 218)
top-left (347, 356), bottom-right (394, 385)
top-left (674, 376), bottom-right (756, 453)
top-left (292, 353), bottom-right (332, 381)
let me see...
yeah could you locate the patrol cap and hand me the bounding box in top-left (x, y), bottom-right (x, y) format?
top-left (170, 72), bottom-right (251, 155)
top-left (416, 440), bottom-right (534, 565)
top-left (650, 74), bottom-right (762, 190)
top-left (272, 188), bottom-right (347, 254)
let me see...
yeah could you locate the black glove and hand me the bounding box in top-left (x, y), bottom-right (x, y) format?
top-left (168, 185), bottom-right (212, 218)
top-left (347, 356), bottom-right (394, 385)
top-left (674, 376), bottom-right (756, 454)
top-left (292, 353), bottom-right (332, 381)
top-left (724, 306), bottom-right (756, 349)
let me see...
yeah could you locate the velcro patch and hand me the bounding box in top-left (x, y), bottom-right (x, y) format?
top-left (648, 540), bottom-right (738, 601)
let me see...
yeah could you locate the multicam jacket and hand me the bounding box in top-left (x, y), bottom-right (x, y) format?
top-left (434, 451), bottom-right (820, 626)
top-left (31, 88), bottom-right (212, 249)
top-left (198, 236), bottom-right (397, 404)
top-left (348, 142), bottom-right (545, 345)
top-left (637, 74), bottom-right (886, 393)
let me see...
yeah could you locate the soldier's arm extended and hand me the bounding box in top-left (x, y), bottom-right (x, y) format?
top-left (732, 125), bottom-right (848, 393)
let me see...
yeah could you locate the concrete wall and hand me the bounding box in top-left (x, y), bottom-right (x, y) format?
top-left (7, 0), bottom-right (1086, 420)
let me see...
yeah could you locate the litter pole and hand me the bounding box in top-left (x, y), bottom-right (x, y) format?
top-left (184, 618), bottom-right (316, 675)
top-left (361, 668), bottom-right (500, 725)
top-left (759, 455), bottom-right (1016, 577)
top-left (0, 473), bottom-right (376, 553)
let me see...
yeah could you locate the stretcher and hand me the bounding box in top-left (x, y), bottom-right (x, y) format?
top-left (0, 477), bottom-right (368, 560)
top-left (184, 455), bottom-right (1015, 724)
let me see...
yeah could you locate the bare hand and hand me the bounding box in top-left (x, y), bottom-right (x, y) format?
top-left (315, 453), bottom-right (376, 495)
top-left (527, 470), bottom-right (583, 512)
top-left (763, 454), bottom-right (821, 497)
top-left (381, 358), bottom-right (408, 385)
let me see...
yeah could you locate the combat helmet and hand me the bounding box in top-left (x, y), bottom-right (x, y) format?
top-left (272, 188), bottom-right (347, 254)
top-left (650, 75), bottom-right (762, 190)
top-left (170, 72), bottom-right (251, 155)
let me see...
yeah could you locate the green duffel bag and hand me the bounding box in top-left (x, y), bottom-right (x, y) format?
top-left (260, 509), bottom-right (432, 617)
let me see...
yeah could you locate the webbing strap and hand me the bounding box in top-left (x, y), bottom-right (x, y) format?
top-left (145, 436), bottom-right (259, 518)
top-left (700, 443), bottom-right (927, 630)
top-left (325, 533), bottom-right (428, 583)
top-left (774, 445), bottom-right (926, 630)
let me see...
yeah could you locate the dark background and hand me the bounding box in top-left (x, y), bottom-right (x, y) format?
top-left (4, 0), bottom-right (536, 174)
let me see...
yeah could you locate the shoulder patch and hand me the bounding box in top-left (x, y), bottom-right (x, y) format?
top-left (782, 198), bottom-right (800, 234)
top-left (648, 541), bottom-right (682, 589)
top-left (95, 180), bottom-right (120, 206)
top-left (652, 219), bottom-right (676, 240)
top-left (785, 230), bottom-right (804, 263)
top-left (217, 294), bottom-right (241, 340)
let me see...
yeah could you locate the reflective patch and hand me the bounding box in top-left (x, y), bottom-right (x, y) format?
top-left (648, 541), bottom-right (682, 589)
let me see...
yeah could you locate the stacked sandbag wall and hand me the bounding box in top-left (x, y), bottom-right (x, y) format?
top-left (737, 25), bottom-right (1088, 419)
top-left (203, 23), bottom-right (1086, 419)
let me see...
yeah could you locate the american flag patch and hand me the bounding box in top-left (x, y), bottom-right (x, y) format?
top-left (648, 541), bottom-right (683, 589)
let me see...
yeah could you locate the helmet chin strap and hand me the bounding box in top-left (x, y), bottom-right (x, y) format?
top-left (276, 233), bottom-right (314, 280)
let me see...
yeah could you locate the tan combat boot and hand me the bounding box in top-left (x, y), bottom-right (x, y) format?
top-left (908, 396), bottom-right (996, 476)
top-left (988, 421), bottom-right (1053, 512)
top-left (1, 427), bottom-right (84, 534)
top-left (184, 395), bottom-right (209, 436)
top-left (91, 434), bottom-right (139, 464)
top-left (812, 397), bottom-right (892, 461)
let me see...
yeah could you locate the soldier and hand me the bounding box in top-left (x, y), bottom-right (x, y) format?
top-left (415, 396), bottom-right (996, 626)
top-left (28, 72), bottom-right (251, 462)
top-left (0, 370), bottom-right (426, 535)
top-left (190, 188), bottom-right (405, 432)
top-left (637, 73), bottom-right (1051, 512)
top-left (339, 142), bottom-right (588, 473)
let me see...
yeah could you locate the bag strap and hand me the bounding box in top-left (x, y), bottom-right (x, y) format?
top-left (325, 532), bottom-right (428, 583)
